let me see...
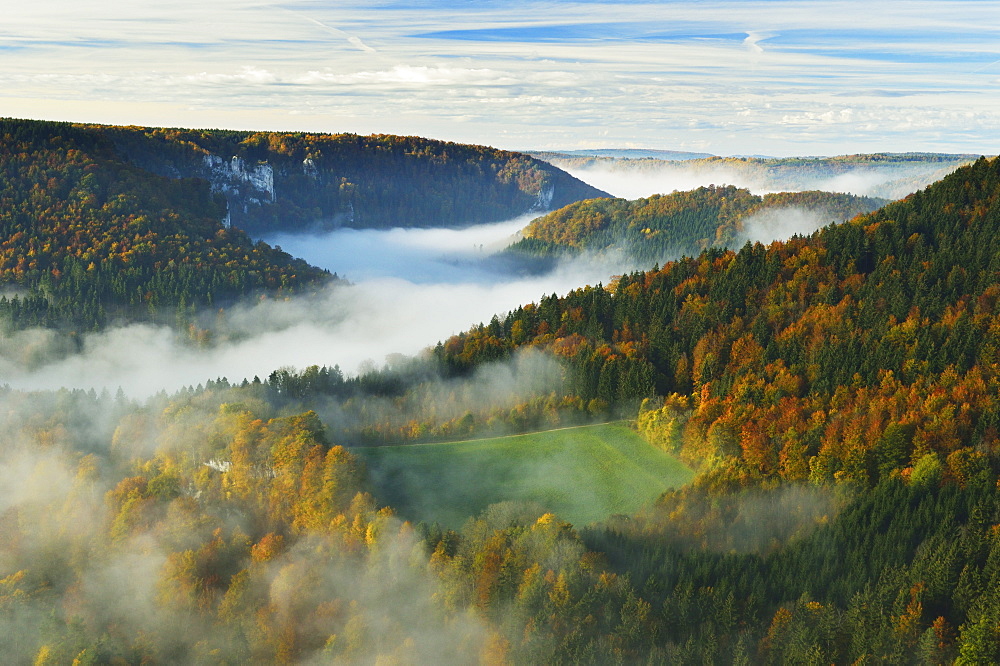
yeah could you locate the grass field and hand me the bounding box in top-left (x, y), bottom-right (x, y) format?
top-left (355, 422), bottom-right (694, 528)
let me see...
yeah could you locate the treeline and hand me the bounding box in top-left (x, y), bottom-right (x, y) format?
top-left (541, 151), bottom-right (976, 169)
top-left (0, 120), bottom-right (333, 331)
top-left (6, 379), bottom-right (1000, 662)
top-left (1, 118), bottom-right (608, 237)
top-left (262, 360), bottom-right (606, 446)
top-left (440, 157), bottom-right (1000, 481)
top-left (506, 186), bottom-right (886, 266)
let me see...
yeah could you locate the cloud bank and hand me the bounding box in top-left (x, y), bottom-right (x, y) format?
top-left (2, 1), bottom-right (998, 155)
top-left (0, 216), bottom-right (623, 398)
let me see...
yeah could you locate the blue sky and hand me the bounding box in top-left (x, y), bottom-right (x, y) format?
top-left (2, 0), bottom-right (997, 155)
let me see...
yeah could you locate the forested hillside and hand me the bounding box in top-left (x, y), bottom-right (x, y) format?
top-left (415, 154), bottom-right (1000, 660)
top-left (507, 186), bottom-right (885, 265)
top-left (4, 118), bottom-right (607, 235)
top-left (441, 157), bottom-right (1000, 474)
top-left (0, 118), bottom-right (605, 332)
top-left (5, 156), bottom-right (1000, 662)
top-left (0, 121), bottom-right (332, 331)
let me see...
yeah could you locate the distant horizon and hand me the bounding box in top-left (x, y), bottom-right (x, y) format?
top-left (2, 114), bottom-right (992, 162)
top-left (4, 1), bottom-right (997, 157)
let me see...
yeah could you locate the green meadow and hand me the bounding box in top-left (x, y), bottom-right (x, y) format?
top-left (355, 422), bottom-right (694, 528)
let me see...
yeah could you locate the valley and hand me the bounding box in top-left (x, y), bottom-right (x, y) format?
top-left (6, 1), bottom-right (998, 660)
top-left (2, 116), bottom-right (1000, 663)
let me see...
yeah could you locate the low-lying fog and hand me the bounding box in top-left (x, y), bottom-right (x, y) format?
top-left (558, 161), bottom-right (965, 200)
top-left (268, 216), bottom-right (527, 284)
top-left (0, 215), bottom-right (629, 398)
top-left (5, 159), bottom-right (932, 400)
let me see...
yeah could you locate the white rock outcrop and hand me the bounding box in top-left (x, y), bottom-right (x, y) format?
top-left (202, 154), bottom-right (276, 215)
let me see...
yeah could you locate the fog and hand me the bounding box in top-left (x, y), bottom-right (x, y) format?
top-left (556, 159), bottom-right (969, 200)
top-left (0, 388), bottom-right (492, 664)
top-left (0, 214), bottom-right (633, 661)
top-left (612, 483), bottom-right (845, 555)
top-left (738, 207), bottom-right (834, 245)
top-left (0, 215), bottom-right (625, 398)
top-left (1, 164), bottom-right (938, 400)
top-left (0, 175), bottom-right (890, 665)
top-left (267, 215), bottom-right (530, 284)
top-left (561, 164), bottom-right (748, 200)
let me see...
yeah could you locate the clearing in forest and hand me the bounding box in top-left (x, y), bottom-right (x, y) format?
top-left (355, 422), bottom-right (694, 528)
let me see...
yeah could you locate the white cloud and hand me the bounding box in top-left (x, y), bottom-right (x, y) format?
top-left (288, 10), bottom-right (379, 53)
top-left (744, 30), bottom-right (775, 54)
top-left (299, 65), bottom-right (518, 87)
top-left (0, 1), bottom-right (996, 154)
top-left (183, 67), bottom-right (278, 85)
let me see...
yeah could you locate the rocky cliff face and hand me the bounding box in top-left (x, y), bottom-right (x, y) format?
top-left (531, 184), bottom-right (555, 212)
top-left (201, 155), bottom-right (275, 226)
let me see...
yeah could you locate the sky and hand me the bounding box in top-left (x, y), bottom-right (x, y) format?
top-left (2, 1), bottom-right (998, 156)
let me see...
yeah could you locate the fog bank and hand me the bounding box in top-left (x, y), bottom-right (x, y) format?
top-left (558, 160), bottom-right (969, 200)
top-left (738, 207), bottom-right (833, 245)
top-left (0, 216), bottom-right (624, 398)
top-left (0, 196), bottom-right (878, 399)
top-left (267, 215), bottom-right (531, 284)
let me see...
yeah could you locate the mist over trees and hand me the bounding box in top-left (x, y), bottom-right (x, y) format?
top-left (0, 117), bottom-right (610, 333)
top-left (506, 186), bottom-right (887, 267)
top-left (0, 119), bottom-right (335, 332)
top-left (4, 115), bottom-right (1000, 662)
top-left (536, 151), bottom-right (978, 201)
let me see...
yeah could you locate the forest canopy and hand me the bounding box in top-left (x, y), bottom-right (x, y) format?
top-left (0, 120), bottom-right (333, 331)
top-left (3, 115), bottom-right (1000, 662)
top-left (507, 186), bottom-right (886, 266)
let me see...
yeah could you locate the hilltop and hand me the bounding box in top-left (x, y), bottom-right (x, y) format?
top-left (0, 120), bottom-right (332, 331)
top-left (76, 120), bottom-right (609, 234)
top-left (507, 186), bottom-right (887, 265)
top-left (0, 118), bottom-right (607, 331)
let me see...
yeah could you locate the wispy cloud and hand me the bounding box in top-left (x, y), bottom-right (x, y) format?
top-left (284, 9), bottom-right (379, 54)
top-left (298, 66), bottom-right (520, 87)
top-left (1, 1), bottom-right (997, 155)
top-left (183, 67), bottom-right (279, 85)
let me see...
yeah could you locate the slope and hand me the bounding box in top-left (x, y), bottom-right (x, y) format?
top-left (356, 422), bottom-right (694, 528)
top-left (507, 185), bottom-right (886, 265)
top-left (0, 120), bottom-right (332, 331)
top-left (0, 117), bottom-right (607, 331)
top-left (89, 120), bottom-right (610, 233)
top-left (7, 157), bottom-right (1000, 663)
top-left (439, 155), bottom-right (1000, 484)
